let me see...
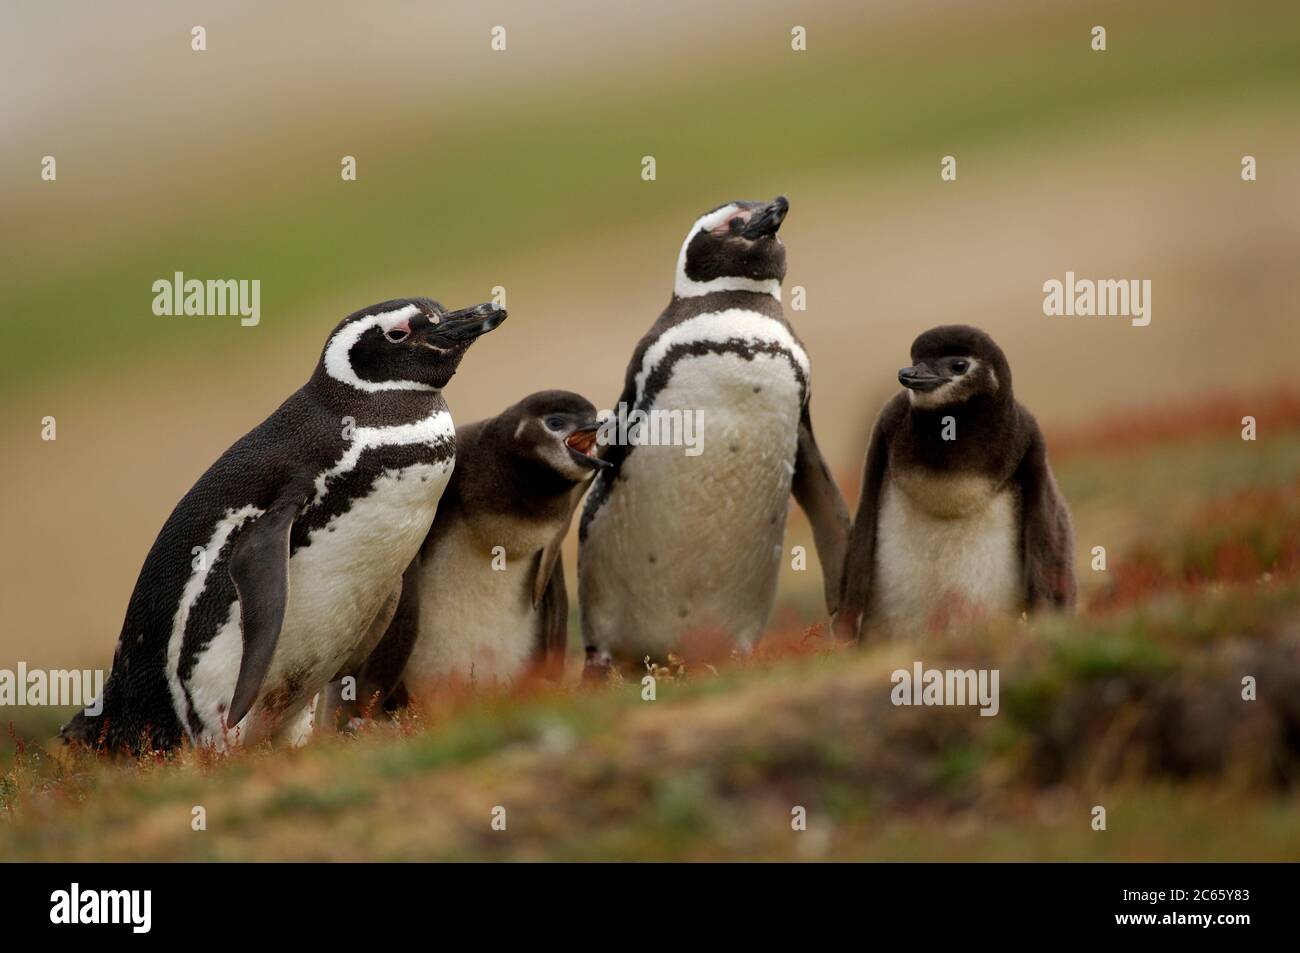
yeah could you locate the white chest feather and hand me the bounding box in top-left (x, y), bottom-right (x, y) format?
top-left (280, 460), bottom-right (452, 675)
top-left (173, 409), bottom-right (456, 746)
top-left (870, 471), bottom-right (1021, 635)
top-left (405, 518), bottom-right (554, 688)
top-left (582, 309), bottom-right (807, 657)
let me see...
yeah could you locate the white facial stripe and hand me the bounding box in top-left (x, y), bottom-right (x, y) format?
top-left (166, 504), bottom-right (264, 737)
top-left (323, 304), bottom-right (436, 392)
top-left (694, 204), bottom-right (743, 234)
top-left (634, 308), bottom-right (810, 403)
top-left (907, 358), bottom-right (985, 408)
top-left (374, 305), bottom-right (421, 332)
top-left (674, 205), bottom-right (782, 301)
top-left (909, 385), bottom-right (954, 409)
top-left (308, 408), bottom-right (456, 508)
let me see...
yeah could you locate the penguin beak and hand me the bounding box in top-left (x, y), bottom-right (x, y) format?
top-left (565, 421), bottom-right (612, 470)
top-left (898, 364), bottom-right (947, 392)
top-left (427, 302), bottom-right (507, 346)
top-left (740, 195), bottom-right (789, 240)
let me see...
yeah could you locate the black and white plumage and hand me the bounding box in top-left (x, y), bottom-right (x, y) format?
top-left (837, 325), bottom-right (1076, 640)
top-left (331, 391), bottom-right (607, 718)
top-left (578, 197), bottom-right (849, 671)
top-left (61, 297), bottom-right (504, 752)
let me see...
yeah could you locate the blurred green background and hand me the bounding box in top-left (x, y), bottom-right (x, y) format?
top-left (2, 0), bottom-right (1299, 673)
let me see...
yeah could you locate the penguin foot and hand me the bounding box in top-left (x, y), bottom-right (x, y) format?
top-left (580, 647), bottom-right (617, 687)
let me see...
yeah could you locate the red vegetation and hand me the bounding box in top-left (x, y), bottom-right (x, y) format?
top-left (1090, 480), bottom-right (1300, 612)
top-left (1048, 388), bottom-right (1300, 460)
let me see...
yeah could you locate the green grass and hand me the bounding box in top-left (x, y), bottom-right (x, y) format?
top-left (5, 0), bottom-right (1299, 393)
top-left (5, 420), bottom-right (1300, 860)
top-left (3, 571), bottom-right (1299, 859)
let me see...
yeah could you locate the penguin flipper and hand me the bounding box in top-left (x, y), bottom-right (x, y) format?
top-left (837, 395), bottom-right (903, 641)
top-left (1013, 414), bottom-right (1077, 611)
top-left (534, 552), bottom-right (568, 681)
top-left (792, 401), bottom-right (851, 618)
top-left (226, 485), bottom-right (308, 728)
top-left (531, 485), bottom-right (584, 609)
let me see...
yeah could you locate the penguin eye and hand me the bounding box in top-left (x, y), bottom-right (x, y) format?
top-left (545, 416), bottom-right (566, 432)
top-left (951, 359), bottom-right (970, 374)
top-left (384, 327), bottom-right (410, 344)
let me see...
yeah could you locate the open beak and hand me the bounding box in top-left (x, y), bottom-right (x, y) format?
top-left (565, 421), bottom-right (612, 470)
top-left (428, 302), bottom-right (507, 346)
top-left (898, 364), bottom-right (948, 393)
top-left (740, 195), bottom-right (789, 240)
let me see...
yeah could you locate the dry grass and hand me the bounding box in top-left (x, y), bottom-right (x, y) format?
top-left (3, 572), bottom-right (1298, 861)
top-left (3, 401), bottom-right (1300, 860)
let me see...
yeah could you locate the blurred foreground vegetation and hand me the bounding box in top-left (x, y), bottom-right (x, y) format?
top-left (2, 404), bottom-right (1298, 861)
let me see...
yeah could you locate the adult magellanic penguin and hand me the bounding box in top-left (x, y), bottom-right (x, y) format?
top-left (578, 196), bottom-right (849, 674)
top-left (61, 297), bottom-right (504, 753)
top-left (837, 325), bottom-right (1076, 640)
top-left (329, 390), bottom-right (608, 721)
